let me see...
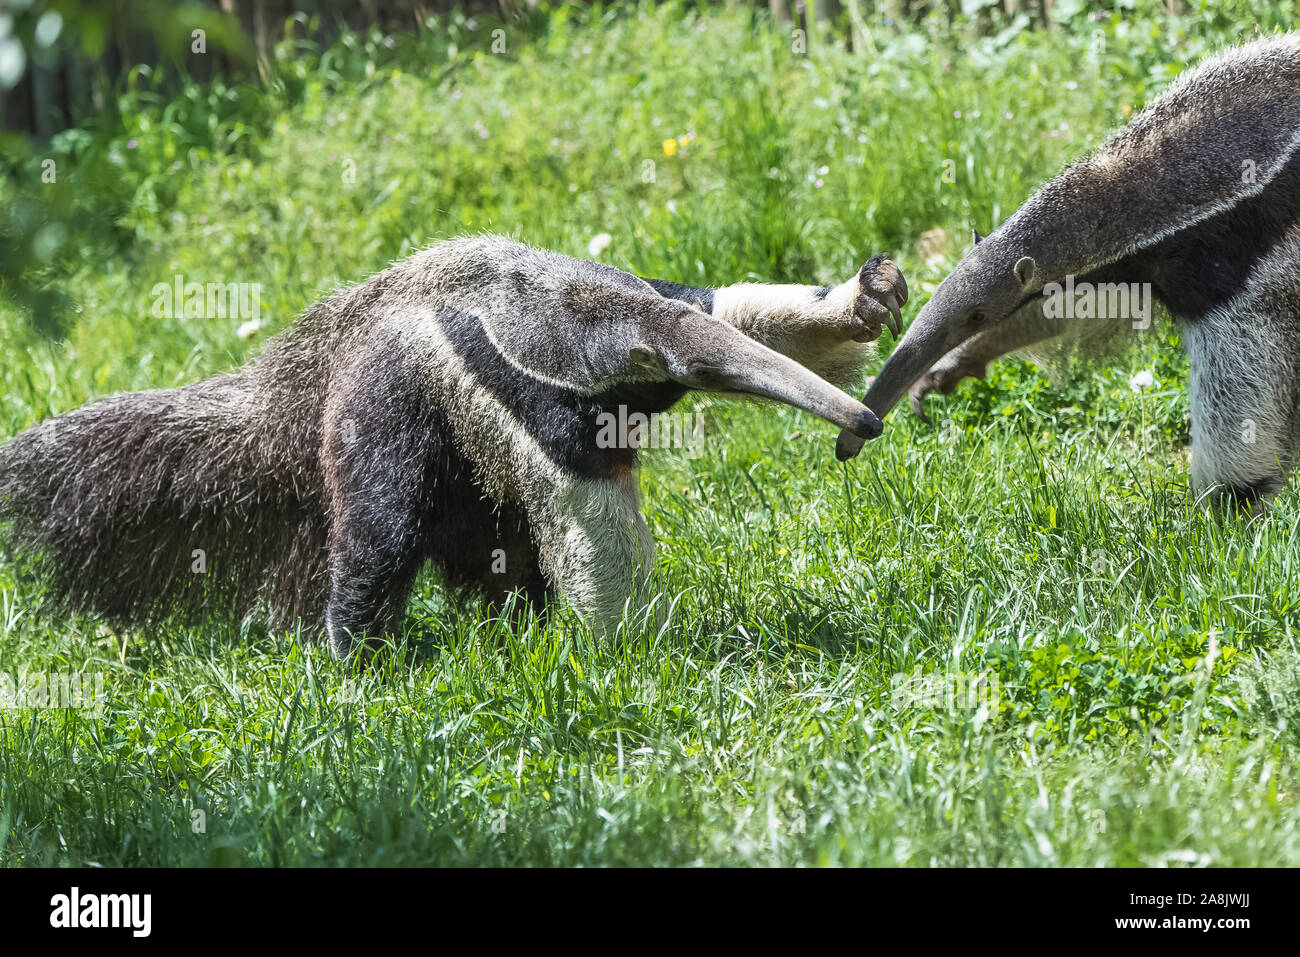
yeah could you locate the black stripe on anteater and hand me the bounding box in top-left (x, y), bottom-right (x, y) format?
top-left (1127, 149), bottom-right (1300, 319)
top-left (437, 306), bottom-right (687, 480)
top-left (641, 278), bottom-right (715, 313)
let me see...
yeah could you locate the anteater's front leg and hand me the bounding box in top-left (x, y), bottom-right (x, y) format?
top-left (641, 256), bottom-right (908, 389)
top-left (905, 304), bottom-right (1075, 423)
top-left (526, 468), bottom-right (659, 638)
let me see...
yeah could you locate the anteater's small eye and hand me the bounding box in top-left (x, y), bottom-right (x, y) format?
top-left (686, 361), bottom-right (721, 379)
top-left (970, 310), bottom-right (986, 325)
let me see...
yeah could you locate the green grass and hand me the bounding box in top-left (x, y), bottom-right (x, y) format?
top-left (3, 2), bottom-right (1300, 866)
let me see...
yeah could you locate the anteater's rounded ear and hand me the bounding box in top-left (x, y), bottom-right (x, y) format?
top-left (972, 228), bottom-right (985, 246)
top-left (1014, 256), bottom-right (1037, 288)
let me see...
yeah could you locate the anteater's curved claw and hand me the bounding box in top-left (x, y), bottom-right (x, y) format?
top-left (885, 295), bottom-right (903, 338)
top-left (910, 390), bottom-right (932, 426)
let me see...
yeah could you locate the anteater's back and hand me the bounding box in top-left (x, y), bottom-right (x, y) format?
top-left (1004, 32), bottom-right (1300, 278)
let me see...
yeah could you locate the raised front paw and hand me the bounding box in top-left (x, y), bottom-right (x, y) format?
top-left (852, 254), bottom-right (909, 342)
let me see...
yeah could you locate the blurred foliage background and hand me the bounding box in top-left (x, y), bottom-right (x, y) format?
top-left (3, 0), bottom-right (1298, 338)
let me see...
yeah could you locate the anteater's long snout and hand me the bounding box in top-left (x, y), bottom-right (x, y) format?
top-left (705, 344), bottom-right (884, 440)
top-left (672, 317), bottom-right (884, 440)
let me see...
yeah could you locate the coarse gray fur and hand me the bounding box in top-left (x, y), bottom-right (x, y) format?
top-left (0, 235), bottom-right (906, 658)
top-left (838, 33), bottom-right (1300, 507)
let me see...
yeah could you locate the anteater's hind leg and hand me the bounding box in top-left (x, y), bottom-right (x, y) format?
top-left (1183, 297), bottom-right (1300, 510)
top-left (322, 462), bottom-right (434, 661)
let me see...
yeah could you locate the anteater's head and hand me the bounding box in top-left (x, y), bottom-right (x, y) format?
top-left (552, 278), bottom-right (882, 442)
top-left (626, 299), bottom-right (883, 443)
top-left (835, 230), bottom-right (1040, 459)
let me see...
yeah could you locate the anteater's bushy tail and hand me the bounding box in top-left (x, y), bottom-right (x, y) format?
top-left (0, 356), bottom-right (333, 635)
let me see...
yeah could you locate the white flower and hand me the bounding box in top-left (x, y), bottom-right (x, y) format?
top-left (1129, 370), bottom-right (1155, 392)
top-left (587, 232), bottom-right (612, 257)
top-left (236, 320), bottom-right (262, 340)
